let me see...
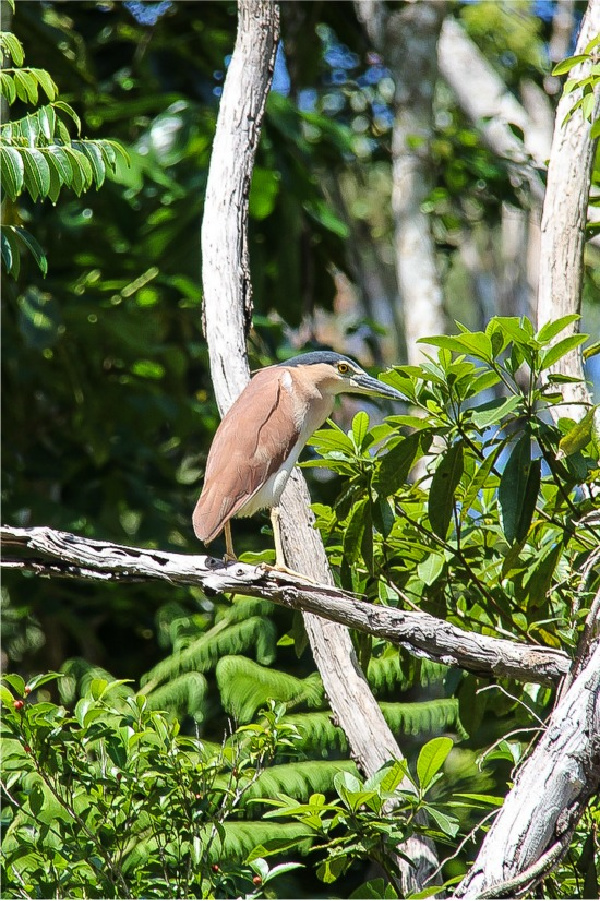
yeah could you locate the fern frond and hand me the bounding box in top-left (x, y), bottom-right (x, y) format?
top-left (216, 657), bottom-right (324, 723)
top-left (59, 657), bottom-right (133, 706)
top-left (368, 649), bottom-right (448, 695)
top-left (282, 711), bottom-right (349, 755)
top-left (143, 672), bottom-right (208, 722)
top-left (141, 617), bottom-right (277, 691)
top-left (220, 596), bottom-right (276, 625)
top-left (241, 759), bottom-right (358, 806)
top-left (122, 821), bottom-right (314, 873)
top-left (381, 699), bottom-right (466, 739)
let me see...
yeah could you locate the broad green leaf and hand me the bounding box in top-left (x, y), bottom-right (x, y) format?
top-left (25, 672), bottom-right (62, 692)
top-left (552, 54), bottom-right (589, 76)
top-left (30, 67), bottom-right (57, 102)
top-left (53, 100), bottom-right (81, 133)
top-left (559, 408), bottom-right (596, 456)
top-left (0, 145), bottom-right (25, 198)
top-left (3, 674), bottom-right (25, 696)
top-left (21, 147), bottom-right (51, 200)
top-left (12, 227), bottom-right (48, 276)
top-left (471, 394), bottom-right (520, 429)
top-left (0, 32), bottom-right (25, 66)
top-left (78, 140), bottom-right (106, 188)
top-left (416, 737), bottom-right (453, 791)
top-left (308, 422), bottom-right (354, 456)
top-left (540, 334), bottom-right (587, 370)
top-left (344, 499), bottom-right (367, 565)
top-left (424, 805), bottom-right (460, 837)
top-left (14, 69), bottom-right (38, 104)
top-left (428, 441), bottom-right (464, 539)
top-left (537, 315), bottom-right (580, 345)
top-left (499, 437), bottom-right (540, 544)
top-left (351, 411), bottom-right (370, 453)
top-left (417, 553), bottom-right (444, 586)
top-left (376, 432), bottom-right (431, 497)
top-left (1, 228), bottom-right (19, 278)
top-left (0, 71), bottom-right (16, 104)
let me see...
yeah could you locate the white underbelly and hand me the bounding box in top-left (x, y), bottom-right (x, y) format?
top-left (237, 442), bottom-right (303, 518)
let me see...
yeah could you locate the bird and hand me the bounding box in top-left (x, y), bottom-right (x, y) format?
top-left (193, 351), bottom-right (405, 569)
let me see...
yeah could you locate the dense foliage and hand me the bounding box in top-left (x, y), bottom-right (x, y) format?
top-left (1, 2), bottom-right (599, 899)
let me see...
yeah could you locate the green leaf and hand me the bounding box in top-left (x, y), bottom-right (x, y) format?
top-left (552, 54), bottom-right (589, 76)
top-left (0, 71), bottom-right (16, 104)
top-left (416, 737), bottom-right (453, 791)
top-left (376, 432), bottom-right (431, 498)
top-left (22, 148), bottom-right (51, 200)
top-left (308, 423), bottom-right (355, 456)
top-left (583, 340), bottom-right (600, 360)
top-left (540, 334), bottom-right (587, 370)
top-left (424, 805), bottom-right (460, 837)
top-left (14, 69), bottom-right (39, 104)
top-left (0, 32), bottom-right (25, 66)
top-left (344, 499), bottom-right (367, 565)
top-left (30, 68), bottom-right (57, 102)
top-left (79, 141), bottom-right (106, 189)
top-left (499, 437), bottom-right (540, 544)
top-left (428, 441), bottom-right (464, 539)
top-left (471, 395), bottom-right (520, 429)
top-left (0, 146), bottom-right (25, 199)
top-left (559, 408), bottom-right (596, 456)
top-left (537, 315), bottom-right (580, 344)
top-left (12, 226), bottom-right (48, 276)
top-left (351, 411), bottom-right (370, 453)
top-left (417, 553), bottom-right (444, 586)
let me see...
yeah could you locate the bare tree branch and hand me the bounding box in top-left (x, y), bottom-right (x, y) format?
top-left (453, 642), bottom-right (600, 898)
top-left (1, 525), bottom-right (570, 687)
top-left (536, 0), bottom-right (600, 422)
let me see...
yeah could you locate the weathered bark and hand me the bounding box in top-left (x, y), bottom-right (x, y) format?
top-left (536, 0), bottom-right (600, 423)
top-left (454, 643), bottom-right (600, 899)
top-left (200, 1), bottom-right (438, 891)
top-left (388, 2), bottom-right (447, 365)
top-left (0, 525), bottom-right (570, 687)
top-left (200, 0), bottom-right (278, 410)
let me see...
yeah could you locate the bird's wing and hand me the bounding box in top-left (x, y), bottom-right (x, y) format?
top-left (193, 369), bottom-right (300, 543)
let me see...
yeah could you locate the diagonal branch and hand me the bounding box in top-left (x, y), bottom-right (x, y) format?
top-left (1, 524), bottom-right (570, 686)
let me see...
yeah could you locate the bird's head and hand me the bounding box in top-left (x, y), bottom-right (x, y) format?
top-left (280, 351), bottom-right (405, 402)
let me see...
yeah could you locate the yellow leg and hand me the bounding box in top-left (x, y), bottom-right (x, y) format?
top-left (271, 507), bottom-right (286, 569)
top-left (261, 507), bottom-right (315, 582)
top-left (224, 521), bottom-right (236, 561)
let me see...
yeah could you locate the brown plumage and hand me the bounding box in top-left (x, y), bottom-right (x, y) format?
top-left (193, 367), bottom-right (301, 543)
top-left (192, 352), bottom-right (405, 564)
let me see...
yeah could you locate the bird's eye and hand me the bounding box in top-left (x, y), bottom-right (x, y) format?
top-left (337, 362), bottom-right (349, 375)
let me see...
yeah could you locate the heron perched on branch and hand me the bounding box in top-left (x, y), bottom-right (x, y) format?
top-left (193, 351), bottom-right (404, 568)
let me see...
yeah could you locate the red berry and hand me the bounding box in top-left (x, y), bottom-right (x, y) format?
top-left (23, 746), bottom-right (31, 753)
top-left (212, 865), bottom-right (220, 873)
top-left (13, 700), bottom-right (24, 710)
top-left (24, 687), bottom-right (32, 695)
top-left (253, 876), bottom-right (262, 886)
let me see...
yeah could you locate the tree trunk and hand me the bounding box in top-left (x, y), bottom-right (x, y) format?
top-left (389, 2), bottom-right (447, 365)
top-left (454, 643), bottom-right (600, 899)
top-left (200, 1), bottom-right (438, 892)
top-left (536, 0), bottom-right (600, 423)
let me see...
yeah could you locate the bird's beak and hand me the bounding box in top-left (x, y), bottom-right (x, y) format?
top-left (349, 373), bottom-right (405, 401)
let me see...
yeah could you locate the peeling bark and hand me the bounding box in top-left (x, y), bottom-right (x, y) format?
top-left (0, 525), bottom-right (570, 687)
top-left (454, 643), bottom-right (600, 899)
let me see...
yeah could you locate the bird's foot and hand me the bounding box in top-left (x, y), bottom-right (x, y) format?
top-left (259, 561), bottom-right (317, 584)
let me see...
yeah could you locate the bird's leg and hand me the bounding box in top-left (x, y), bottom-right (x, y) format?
top-left (271, 506), bottom-right (286, 570)
top-left (260, 506), bottom-right (316, 582)
top-left (223, 521), bottom-right (237, 562)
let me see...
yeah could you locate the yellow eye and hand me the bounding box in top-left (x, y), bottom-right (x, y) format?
top-left (338, 362), bottom-right (349, 375)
